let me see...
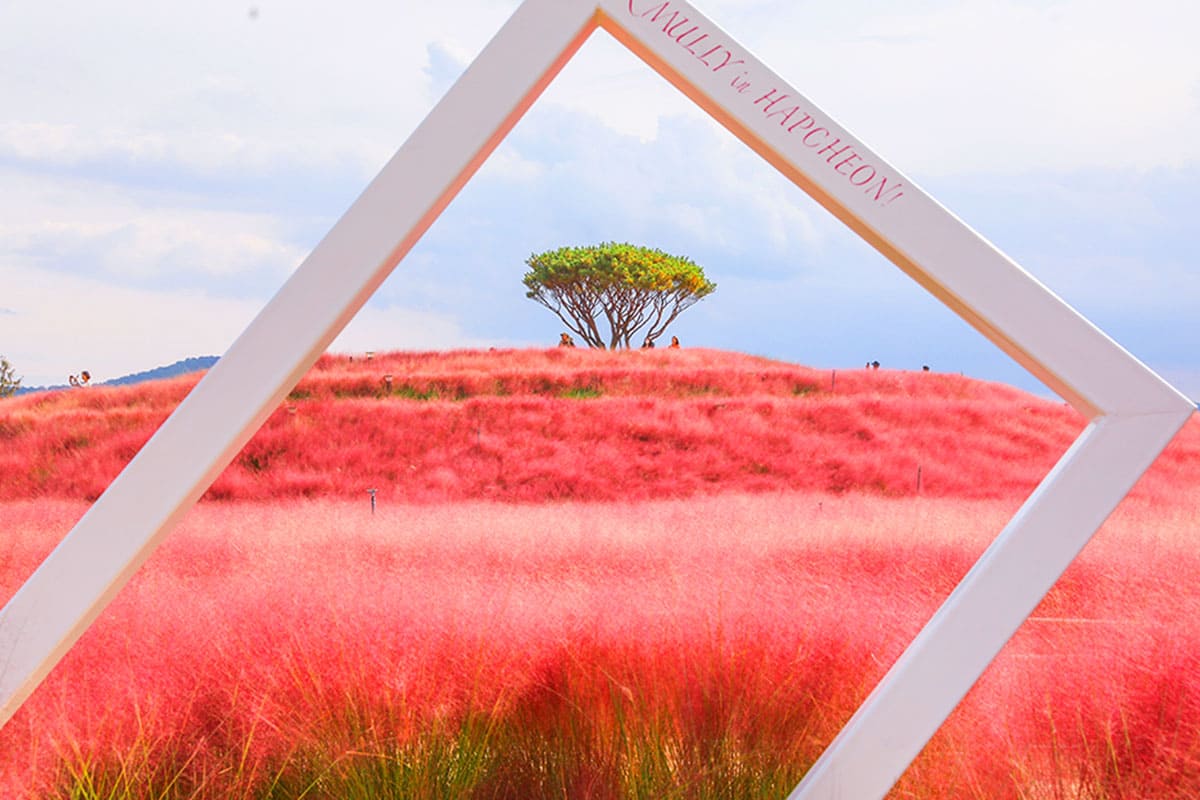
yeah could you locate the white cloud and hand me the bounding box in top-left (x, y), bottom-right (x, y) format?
top-left (332, 304), bottom-right (495, 355)
top-left (540, 29), bottom-right (699, 141)
top-left (482, 147), bottom-right (548, 183)
top-left (0, 263), bottom-right (484, 387)
top-left (1, 264), bottom-right (260, 387)
top-left (0, 2), bottom-right (509, 188)
top-left (5, 0), bottom-right (1199, 181)
top-left (736, 0), bottom-right (1200, 174)
top-left (0, 170), bottom-right (307, 283)
top-left (5, 215), bottom-right (304, 282)
top-left (538, 0), bottom-right (1200, 175)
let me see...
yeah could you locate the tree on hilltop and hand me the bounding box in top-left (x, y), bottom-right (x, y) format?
top-left (523, 242), bottom-right (716, 349)
top-left (0, 356), bottom-right (21, 398)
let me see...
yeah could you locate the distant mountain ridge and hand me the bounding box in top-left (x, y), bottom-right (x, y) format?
top-left (100, 356), bottom-right (219, 387)
top-left (14, 356), bottom-right (218, 395)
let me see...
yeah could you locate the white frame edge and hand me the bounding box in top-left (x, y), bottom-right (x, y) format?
top-left (0, 2), bottom-right (1193, 799)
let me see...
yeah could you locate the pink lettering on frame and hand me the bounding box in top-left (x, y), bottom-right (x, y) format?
top-left (867, 175), bottom-right (904, 203)
top-left (624, 0), bottom-right (904, 206)
top-left (834, 153), bottom-right (862, 175)
top-left (820, 142), bottom-right (854, 164)
top-left (712, 54), bottom-right (744, 72)
top-left (765, 105), bottom-right (803, 124)
top-left (628, 1), bottom-right (670, 17)
top-left (802, 128), bottom-right (830, 147)
top-left (683, 32), bottom-right (709, 54)
top-left (849, 165), bottom-right (876, 186)
top-left (787, 114), bottom-right (816, 133)
top-left (755, 88), bottom-right (790, 112)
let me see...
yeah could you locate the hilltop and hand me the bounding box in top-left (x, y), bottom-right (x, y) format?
top-left (0, 348), bottom-right (1195, 504)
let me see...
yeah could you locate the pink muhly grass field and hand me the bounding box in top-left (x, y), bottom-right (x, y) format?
top-left (1, 348), bottom-right (1198, 798)
top-left (0, 348), bottom-right (1098, 503)
top-left (1, 491), bottom-right (1199, 798)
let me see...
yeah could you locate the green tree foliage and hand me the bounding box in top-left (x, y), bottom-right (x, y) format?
top-left (523, 242), bottom-right (716, 349)
top-left (0, 355), bottom-right (21, 398)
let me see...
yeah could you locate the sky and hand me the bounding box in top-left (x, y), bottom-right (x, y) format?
top-left (1, 0), bottom-right (1197, 400)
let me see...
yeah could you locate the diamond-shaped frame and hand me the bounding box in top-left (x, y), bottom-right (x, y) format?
top-left (0, 1), bottom-right (1193, 798)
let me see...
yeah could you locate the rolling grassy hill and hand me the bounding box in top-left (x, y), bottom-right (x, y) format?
top-left (9, 346), bottom-right (1194, 505)
top-left (2, 348), bottom-right (1198, 799)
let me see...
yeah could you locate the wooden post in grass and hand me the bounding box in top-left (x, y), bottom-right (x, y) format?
top-left (0, 2), bottom-right (1192, 799)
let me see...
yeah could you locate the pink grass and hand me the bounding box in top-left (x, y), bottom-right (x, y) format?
top-left (1, 349), bottom-right (1197, 797)
top-left (0, 348), bottom-right (1105, 504)
top-left (1, 490), bottom-right (1198, 797)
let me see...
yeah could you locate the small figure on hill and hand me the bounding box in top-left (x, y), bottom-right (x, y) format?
top-left (871, 361), bottom-right (880, 370)
top-left (558, 332), bottom-right (576, 347)
top-left (669, 335), bottom-right (680, 348)
top-left (0, 355), bottom-right (20, 398)
top-left (641, 335), bottom-right (655, 349)
top-left (68, 371), bottom-right (91, 387)
top-left (922, 365), bottom-right (930, 372)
